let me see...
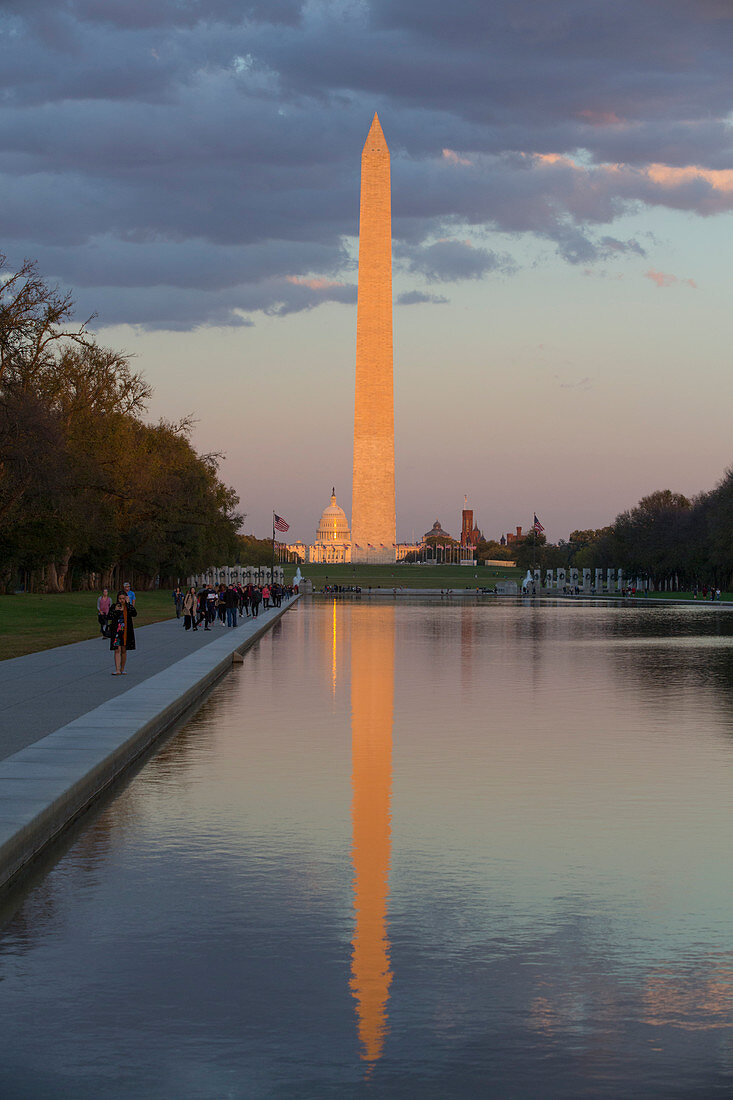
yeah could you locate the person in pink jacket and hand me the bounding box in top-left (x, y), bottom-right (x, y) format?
top-left (97, 588), bottom-right (112, 636)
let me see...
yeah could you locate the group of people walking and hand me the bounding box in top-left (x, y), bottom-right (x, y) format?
top-left (172, 581), bottom-right (295, 632)
top-left (96, 579), bottom-right (295, 676)
top-left (693, 584), bottom-right (722, 601)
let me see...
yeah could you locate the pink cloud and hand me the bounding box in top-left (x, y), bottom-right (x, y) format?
top-left (285, 275), bottom-right (345, 289)
top-left (644, 269), bottom-right (697, 289)
top-left (442, 148), bottom-right (473, 167)
top-left (645, 163), bottom-right (733, 193)
top-left (529, 154), bottom-right (733, 216)
top-left (645, 269), bottom-right (677, 288)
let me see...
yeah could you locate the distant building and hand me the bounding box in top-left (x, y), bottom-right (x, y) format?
top-left (309, 489), bottom-right (352, 564)
top-left (460, 496), bottom-right (482, 547)
top-left (506, 526), bottom-right (523, 544)
top-left (396, 543), bottom-right (421, 561)
top-left (423, 519), bottom-right (453, 542)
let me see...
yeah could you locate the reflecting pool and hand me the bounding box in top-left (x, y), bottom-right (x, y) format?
top-left (2, 600), bottom-right (733, 1097)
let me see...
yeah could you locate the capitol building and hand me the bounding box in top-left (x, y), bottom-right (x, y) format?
top-left (287, 488), bottom-right (425, 565)
top-left (291, 489), bottom-right (353, 564)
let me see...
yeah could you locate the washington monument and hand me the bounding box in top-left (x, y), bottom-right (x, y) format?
top-left (351, 114), bottom-right (396, 564)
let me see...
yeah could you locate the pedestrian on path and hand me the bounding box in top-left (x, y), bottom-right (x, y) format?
top-left (183, 587), bottom-right (198, 631)
top-left (97, 588), bottom-right (112, 636)
top-left (262, 584), bottom-right (271, 609)
top-left (108, 591), bottom-right (137, 675)
top-left (217, 583), bottom-right (227, 625)
top-left (123, 581), bottom-right (136, 606)
top-left (205, 585), bottom-right (217, 628)
top-left (251, 585), bottom-right (262, 617)
top-left (172, 586), bottom-right (184, 618)
top-left (225, 584), bottom-right (239, 627)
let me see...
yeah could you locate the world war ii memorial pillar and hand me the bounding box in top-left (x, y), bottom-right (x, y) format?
top-left (351, 114), bottom-right (396, 564)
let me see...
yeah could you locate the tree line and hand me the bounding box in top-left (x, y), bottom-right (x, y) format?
top-left (0, 254), bottom-right (244, 592)
top-left (494, 482), bottom-right (733, 590)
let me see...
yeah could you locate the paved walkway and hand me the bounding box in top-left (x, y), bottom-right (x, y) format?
top-left (0, 606), bottom-right (292, 764)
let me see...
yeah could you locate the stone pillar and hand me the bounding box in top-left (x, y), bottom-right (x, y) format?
top-left (570, 567), bottom-right (579, 591)
top-left (557, 567), bottom-right (566, 591)
top-left (617, 568), bottom-right (624, 592)
top-left (582, 568), bottom-right (591, 592)
top-left (533, 568), bottom-right (541, 591)
top-left (595, 568), bottom-right (604, 593)
top-left (545, 568), bottom-right (554, 590)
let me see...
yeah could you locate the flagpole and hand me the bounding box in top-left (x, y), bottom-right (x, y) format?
top-left (533, 512), bottom-right (536, 575)
top-left (272, 511), bottom-right (276, 585)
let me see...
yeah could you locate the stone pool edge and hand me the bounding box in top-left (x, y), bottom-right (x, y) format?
top-left (0, 597), bottom-right (299, 893)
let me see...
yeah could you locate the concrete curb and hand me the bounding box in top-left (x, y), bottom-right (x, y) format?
top-left (0, 597), bottom-right (299, 892)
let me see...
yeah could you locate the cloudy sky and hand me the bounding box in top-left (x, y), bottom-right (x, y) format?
top-left (2, 0), bottom-right (732, 542)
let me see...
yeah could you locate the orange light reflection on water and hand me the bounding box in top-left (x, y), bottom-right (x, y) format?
top-left (349, 606), bottom-right (394, 1064)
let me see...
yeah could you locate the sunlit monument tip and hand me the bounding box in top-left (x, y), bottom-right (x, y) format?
top-left (351, 113), bottom-right (396, 564)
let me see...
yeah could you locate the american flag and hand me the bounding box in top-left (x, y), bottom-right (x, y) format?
top-left (533, 514), bottom-right (545, 534)
top-left (273, 514), bottom-right (290, 532)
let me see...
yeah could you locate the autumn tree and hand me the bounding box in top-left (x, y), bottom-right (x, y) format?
top-left (0, 255), bottom-right (242, 591)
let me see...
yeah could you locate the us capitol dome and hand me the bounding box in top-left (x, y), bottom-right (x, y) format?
top-left (309, 488), bottom-right (352, 564)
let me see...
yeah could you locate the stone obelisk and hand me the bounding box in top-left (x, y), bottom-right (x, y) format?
top-left (351, 114), bottom-right (396, 564)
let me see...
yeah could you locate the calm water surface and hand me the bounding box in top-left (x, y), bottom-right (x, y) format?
top-left (2, 600), bottom-right (733, 1097)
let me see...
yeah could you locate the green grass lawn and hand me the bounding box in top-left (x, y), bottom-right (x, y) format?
top-left (283, 562), bottom-right (524, 589)
top-left (0, 590), bottom-right (176, 662)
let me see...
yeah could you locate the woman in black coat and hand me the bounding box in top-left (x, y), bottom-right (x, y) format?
top-left (107, 591), bottom-right (137, 675)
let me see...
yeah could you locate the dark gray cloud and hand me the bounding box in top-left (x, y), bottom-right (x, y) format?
top-left (399, 240), bottom-right (514, 282)
top-left (0, 0), bottom-right (731, 328)
top-left (81, 275), bottom-right (356, 331)
top-left (3, 0), bottom-right (303, 32)
top-left (396, 290), bottom-right (449, 306)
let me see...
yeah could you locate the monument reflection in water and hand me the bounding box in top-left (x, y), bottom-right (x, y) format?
top-left (349, 604), bottom-right (394, 1063)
